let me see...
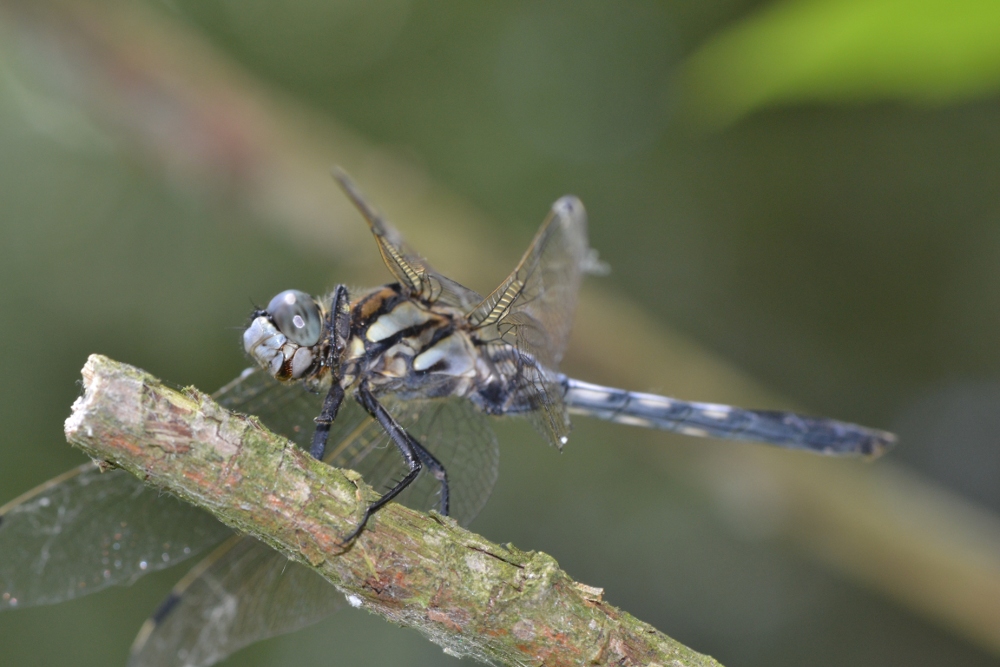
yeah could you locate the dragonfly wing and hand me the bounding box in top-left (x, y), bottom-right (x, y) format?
top-left (332, 168), bottom-right (483, 310)
top-left (467, 196), bottom-right (590, 447)
top-left (0, 463), bottom-right (231, 609)
top-left (0, 367), bottom-right (330, 611)
top-left (221, 379), bottom-right (501, 529)
top-left (128, 535), bottom-right (342, 667)
top-left (376, 394), bottom-right (500, 526)
top-left (129, 383), bottom-right (500, 667)
top-left (224, 371), bottom-right (501, 524)
top-left (466, 196), bottom-right (589, 368)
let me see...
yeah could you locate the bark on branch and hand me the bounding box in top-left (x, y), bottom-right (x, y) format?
top-left (63, 354), bottom-right (722, 667)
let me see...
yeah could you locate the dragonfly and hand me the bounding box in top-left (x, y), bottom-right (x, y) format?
top-left (0, 169), bottom-right (896, 667)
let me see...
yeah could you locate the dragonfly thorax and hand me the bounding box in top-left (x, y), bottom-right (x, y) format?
top-left (244, 283), bottom-right (491, 403)
top-left (342, 285), bottom-right (482, 400)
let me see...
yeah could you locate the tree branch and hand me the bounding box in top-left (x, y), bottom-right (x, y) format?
top-left (63, 354), bottom-right (722, 667)
top-left (9, 0), bottom-right (1000, 650)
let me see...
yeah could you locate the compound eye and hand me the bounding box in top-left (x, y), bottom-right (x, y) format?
top-left (266, 290), bottom-right (323, 347)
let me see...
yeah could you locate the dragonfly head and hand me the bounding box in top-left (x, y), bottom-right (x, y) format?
top-left (243, 289), bottom-right (324, 381)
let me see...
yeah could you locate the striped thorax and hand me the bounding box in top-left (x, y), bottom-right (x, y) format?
top-left (245, 283), bottom-right (487, 403)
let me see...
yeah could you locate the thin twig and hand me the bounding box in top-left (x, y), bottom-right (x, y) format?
top-left (63, 354), bottom-right (722, 667)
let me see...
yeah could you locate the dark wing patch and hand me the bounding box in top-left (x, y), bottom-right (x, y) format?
top-left (127, 535), bottom-right (340, 667)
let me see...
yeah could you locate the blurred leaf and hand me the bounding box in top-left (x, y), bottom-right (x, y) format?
top-left (680, 0), bottom-right (1000, 126)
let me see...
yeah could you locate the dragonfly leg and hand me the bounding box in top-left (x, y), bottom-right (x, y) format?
top-left (310, 383), bottom-right (344, 460)
top-left (328, 284), bottom-right (352, 353)
top-left (310, 285), bottom-right (352, 460)
top-left (344, 385), bottom-right (424, 543)
top-left (411, 441), bottom-right (449, 516)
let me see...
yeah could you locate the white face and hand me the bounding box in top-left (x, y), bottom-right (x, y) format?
top-left (243, 290), bottom-right (324, 380)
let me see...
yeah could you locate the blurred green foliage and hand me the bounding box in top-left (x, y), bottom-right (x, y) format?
top-left (2, 1), bottom-right (1000, 666)
top-left (683, 0), bottom-right (1000, 125)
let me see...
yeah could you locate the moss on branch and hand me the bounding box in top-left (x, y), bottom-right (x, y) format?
top-left (63, 354), bottom-right (722, 667)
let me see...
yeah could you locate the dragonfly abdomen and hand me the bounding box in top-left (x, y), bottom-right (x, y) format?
top-left (562, 379), bottom-right (894, 458)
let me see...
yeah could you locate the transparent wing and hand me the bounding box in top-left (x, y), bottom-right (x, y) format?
top-left (332, 168), bottom-right (483, 310)
top-left (0, 463), bottom-right (232, 610)
top-left (375, 394), bottom-right (500, 526)
top-left (0, 366), bottom-right (333, 611)
top-left (127, 536), bottom-right (340, 667)
top-left (216, 369), bottom-right (500, 525)
top-left (467, 196), bottom-right (590, 446)
top-left (467, 196), bottom-right (589, 368)
top-left (129, 376), bottom-right (500, 667)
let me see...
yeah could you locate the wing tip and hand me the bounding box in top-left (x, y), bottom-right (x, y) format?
top-left (552, 195), bottom-right (585, 221)
top-left (329, 164), bottom-right (349, 183)
top-left (330, 166), bottom-right (360, 201)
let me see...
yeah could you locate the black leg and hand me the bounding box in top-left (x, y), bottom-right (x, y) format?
top-left (309, 285), bottom-right (352, 460)
top-left (411, 441), bottom-right (449, 516)
top-left (310, 383), bottom-right (344, 460)
top-left (343, 385), bottom-right (424, 543)
top-left (329, 285), bottom-right (352, 353)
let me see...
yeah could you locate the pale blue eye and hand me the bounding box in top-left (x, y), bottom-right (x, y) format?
top-left (266, 290), bottom-right (322, 346)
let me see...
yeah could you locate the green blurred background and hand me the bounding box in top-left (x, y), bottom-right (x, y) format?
top-left (2, 0), bottom-right (1000, 665)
